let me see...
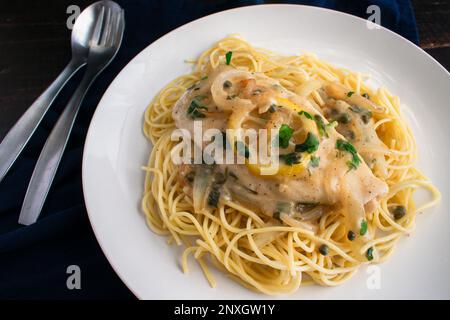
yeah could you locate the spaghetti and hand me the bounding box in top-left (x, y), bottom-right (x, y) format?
top-left (142, 36), bottom-right (440, 295)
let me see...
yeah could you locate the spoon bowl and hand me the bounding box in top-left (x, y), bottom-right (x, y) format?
top-left (71, 0), bottom-right (123, 61)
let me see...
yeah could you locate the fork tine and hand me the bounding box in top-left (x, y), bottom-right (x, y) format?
top-left (106, 10), bottom-right (119, 47)
top-left (100, 7), bottom-right (112, 46)
top-left (92, 6), bottom-right (105, 45)
top-left (113, 10), bottom-right (125, 47)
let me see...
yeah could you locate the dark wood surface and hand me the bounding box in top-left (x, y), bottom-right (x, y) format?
top-left (0, 0), bottom-right (448, 141)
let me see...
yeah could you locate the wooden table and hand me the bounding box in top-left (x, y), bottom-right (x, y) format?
top-left (0, 0), bottom-right (448, 140)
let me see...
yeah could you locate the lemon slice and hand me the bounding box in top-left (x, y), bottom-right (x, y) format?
top-left (246, 152), bottom-right (311, 178)
top-left (243, 97), bottom-right (317, 178)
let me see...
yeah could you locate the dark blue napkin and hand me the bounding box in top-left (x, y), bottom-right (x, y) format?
top-left (0, 0), bottom-right (419, 299)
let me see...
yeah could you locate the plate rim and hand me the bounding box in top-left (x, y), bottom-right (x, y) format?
top-left (81, 4), bottom-right (449, 299)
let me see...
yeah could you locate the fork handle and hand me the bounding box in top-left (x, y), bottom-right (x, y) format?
top-left (18, 69), bottom-right (97, 226)
top-left (0, 58), bottom-right (85, 183)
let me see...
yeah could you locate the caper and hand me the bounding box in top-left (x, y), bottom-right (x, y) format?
top-left (391, 205), bottom-right (407, 220)
top-left (223, 80), bottom-right (232, 89)
top-left (366, 247), bottom-right (374, 261)
top-left (319, 244), bottom-right (329, 256)
top-left (338, 112), bottom-right (351, 124)
top-left (361, 111), bottom-right (372, 124)
top-left (347, 230), bottom-right (356, 241)
top-left (185, 171), bottom-right (195, 183)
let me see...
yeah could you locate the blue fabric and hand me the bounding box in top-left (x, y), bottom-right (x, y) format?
top-left (0, 0), bottom-right (418, 299)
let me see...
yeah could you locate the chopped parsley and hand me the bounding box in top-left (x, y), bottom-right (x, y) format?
top-left (225, 51), bottom-right (232, 65)
top-left (360, 220), bottom-right (368, 236)
top-left (314, 115), bottom-right (328, 137)
top-left (295, 132), bottom-right (319, 153)
top-left (309, 155), bottom-right (320, 168)
top-left (280, 152), bottom-right (301, 166)
top-left (187, 96), bottom-right (208, 119)
top-left (347, 91), bottom-right (354, 97)
top-left (235, 141), bottom-right (250, 158)
top-left (298, 110), bottom-right (313, 120)
top-left (200, 76), bottom-right (208, 80)
top-left (336, 139), bottom-right (361, 170)
top-left (362, 93), bottom-right (370, 99)
top-left (278, 124), bottom-right (294, 148)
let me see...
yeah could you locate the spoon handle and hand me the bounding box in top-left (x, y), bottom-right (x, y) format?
top-left (0, 58), bottom-right (85, 183)
top-left (18, 69), bottom-right (98, 226)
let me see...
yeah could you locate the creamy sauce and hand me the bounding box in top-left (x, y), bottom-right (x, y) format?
top-left (172, 67), bottom-right (388, 252)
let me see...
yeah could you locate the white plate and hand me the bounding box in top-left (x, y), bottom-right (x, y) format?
top-left (82, 4), bottom-right (450, 299)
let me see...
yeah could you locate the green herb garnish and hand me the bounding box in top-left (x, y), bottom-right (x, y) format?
top-left (362, 93), bottom-right (370, 99)
top-left (336, 139), bottom-right (361, 170)
top-left (314, 115), bottom-right (328, 137)
top-left (200, 76), bottom-right (208, 80)
top-left (225, 51), bottom-right (232, 65)
top-left (278, 124), bottom-right (294, 148)
top-left (298, 110), bottom-right (313, 120)
top-left (360, 220), bottom-right (368, 236)
top-left (295, 132), bottom-right (319, 153)
top-left (187, 96), bottom-right (208, 119)
top-left (280, 152), bottom-right (301, 166)
top-left (347, 91), bottom-right (354, 97)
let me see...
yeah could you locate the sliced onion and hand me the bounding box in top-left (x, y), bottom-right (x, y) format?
top-left (324, 82), bottom-right (384, 113)
top-left (292, 205), bottom-right (324, 221)
top-left (253, 225), bottom-right (286, 248)
top-left (280, 215), bottom-right (315, 232)
top-left (210, 68), bottom-right (254, 112)
top-left (193, 166), bottom-right (214, 213)
top-left (295, 79), bottom-right (322, 97)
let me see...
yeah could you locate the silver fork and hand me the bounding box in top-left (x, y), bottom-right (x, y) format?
top-left (18, 2), bottom-right (125, 225)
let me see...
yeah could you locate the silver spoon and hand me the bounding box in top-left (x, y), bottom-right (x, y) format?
top-left (18, 1), bottom-right (125, 225)
top-left (0, 1), bottom-right (104, 183)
